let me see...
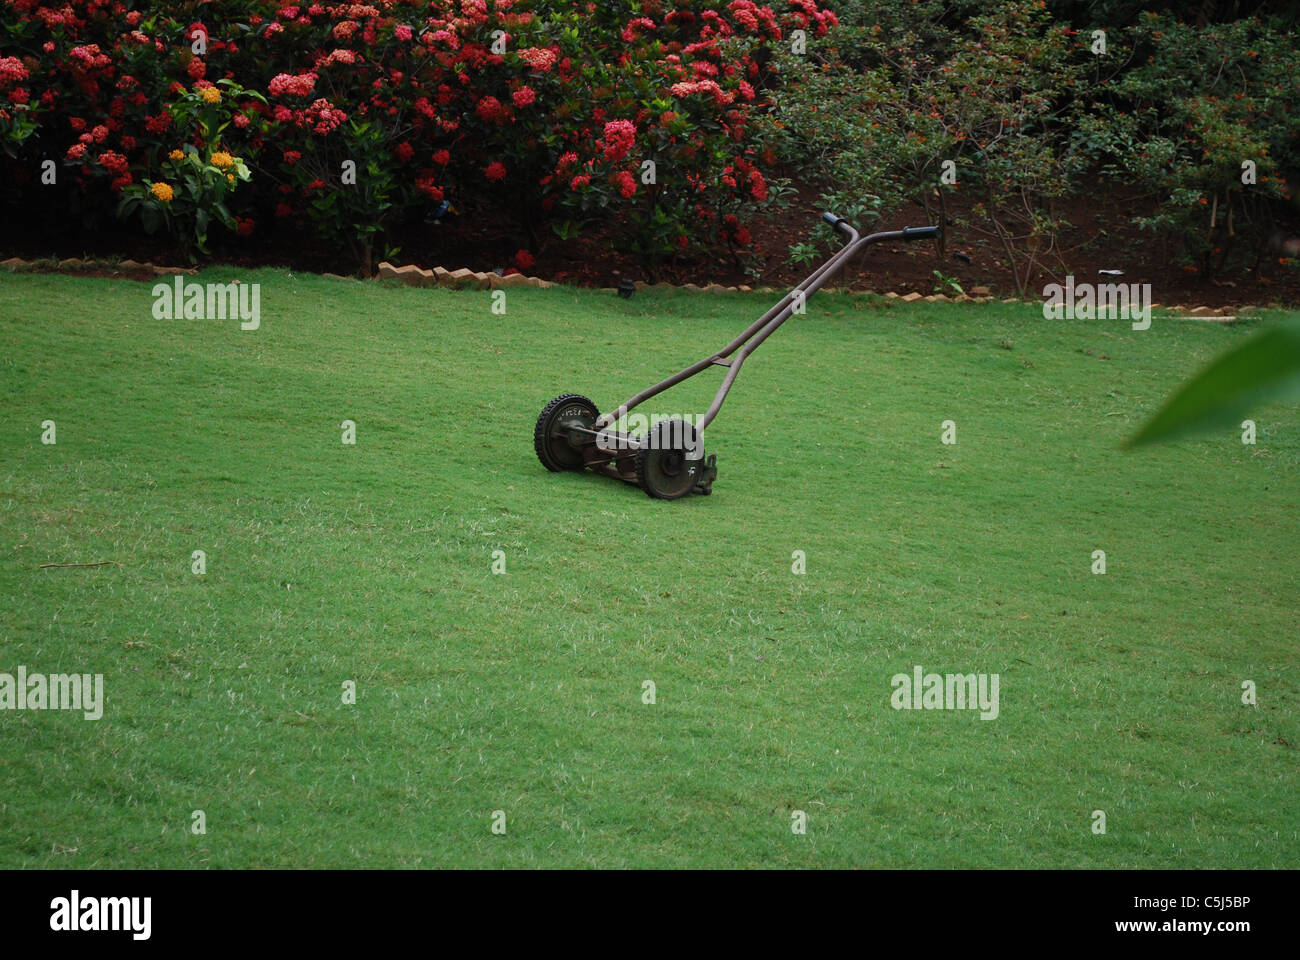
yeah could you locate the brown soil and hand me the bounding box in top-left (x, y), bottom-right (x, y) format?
top-left (510, 177), bottom-right (1299, 309)
top-left (4, 174), bottom-right (1296, 308)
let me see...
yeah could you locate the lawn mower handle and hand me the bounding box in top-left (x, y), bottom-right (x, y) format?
top-left (823, 211), bottom-right (941, 243)
top-left (596, 214), bottom-right (942, 434)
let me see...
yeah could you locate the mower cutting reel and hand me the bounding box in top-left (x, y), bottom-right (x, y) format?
top-left (636, 419), bottom-right (712, 500)
top-left (534, 213), bottom-right (940, 499)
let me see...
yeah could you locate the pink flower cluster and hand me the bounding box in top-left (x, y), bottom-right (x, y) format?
top-left (518, 46), bottom-right (557, 72)
top-left (273, 97), bottom-right (346, 134)
top-left (302, 98), bottom-right (345, 134)
top-left (621, 17), bottom-right (656, 43)
top-left (0, 56), bottom-right (29, 86)
top-left (601, 119), bottom-right (636, 162)
top-left (268, 72), bottom-right (318, 98)
top-left (319, 49), bottom-right (358, 67)
top-left (670, 79), bottom-right (735, 105)
top-left (726, 1), bottom-right (780, 35)
top-left (69, 44), bottom-right (112, 70)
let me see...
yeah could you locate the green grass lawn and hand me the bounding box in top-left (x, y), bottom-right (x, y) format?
top-left (1, 269), bottom-right (1296, 868)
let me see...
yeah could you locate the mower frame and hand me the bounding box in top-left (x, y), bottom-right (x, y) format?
top-left (595, 214), bottom-right (942, 435)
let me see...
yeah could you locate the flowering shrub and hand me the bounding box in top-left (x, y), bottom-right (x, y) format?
top-left (0, 0), bottom-right (837, 273)
top-left (118, 142), bottom-right (252, 259)
top-left (114, 79), bottom-right (259, 259)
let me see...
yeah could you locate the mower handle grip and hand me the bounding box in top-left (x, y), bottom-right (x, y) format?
top-left (822, 211), bottom-right (850, 234)
top-left (902, 225), bottom-right (942, 240)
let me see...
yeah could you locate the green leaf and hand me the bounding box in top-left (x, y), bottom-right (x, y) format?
top-left (140, 202), bottom-right (163, 235)
top-left (1126, 318), bottom-right (1300, 447)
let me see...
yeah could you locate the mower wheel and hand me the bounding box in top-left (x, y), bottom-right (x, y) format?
top-left (637, 419), bottom-right (705, 500)
top-left (534, 393), bottom-right (600, 472)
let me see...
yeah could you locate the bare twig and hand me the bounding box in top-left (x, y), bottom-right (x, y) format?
top-left (38, 560), bottom-right (122, 569)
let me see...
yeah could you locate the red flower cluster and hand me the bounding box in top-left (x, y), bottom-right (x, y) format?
top-left (601, 119), bottom-right (636, 162)
top-left (518, 47), bottom-right (557, 72)
top-left (0, 55), bottom-right (28, 85)
top-left (269, 72), bottom-right (317, 98)
top-left (476, 95), bottom-right (508, 123)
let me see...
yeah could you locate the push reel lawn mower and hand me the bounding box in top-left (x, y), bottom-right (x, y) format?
top-left (534, 213), bottom-right (941, 499)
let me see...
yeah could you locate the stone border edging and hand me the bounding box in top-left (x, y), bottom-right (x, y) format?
top-left (373, 261), bottom-right (1255, 319)
top-left (1, 255), bottom-right (195, 276)
top-left (376, 261), bottom-right (555, 290)
top-left (0, 255), bottom-right (1269, 318)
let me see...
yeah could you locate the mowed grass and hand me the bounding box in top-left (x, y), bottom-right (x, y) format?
top-left (0, 269), bottom-right (1296, 869)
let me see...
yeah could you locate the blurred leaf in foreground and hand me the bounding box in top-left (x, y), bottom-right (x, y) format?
top-left (1127, 318), bottom-right (1300, 447)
